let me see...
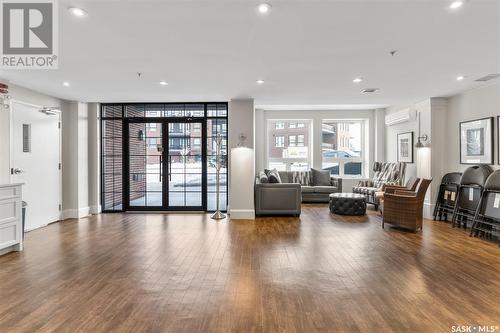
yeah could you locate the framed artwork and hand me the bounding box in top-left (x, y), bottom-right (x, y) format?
top-left (459, 117), bottom-right (493, 165)
top-left (397, 132), bottom-right (414, 163)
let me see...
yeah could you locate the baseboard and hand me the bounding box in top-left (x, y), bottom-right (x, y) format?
top-left (423, 202), bottom-right (435, 220)
top-left (25, 223), bottom-right (48, 232)
top-left (0, 243), bottom-right (22, 255)
top-left (229, 209), bottom-right (255, 220)
top-left (62, 206), bottom-right (90, 220)
top-left (90, 205), bottom-right (102, 215)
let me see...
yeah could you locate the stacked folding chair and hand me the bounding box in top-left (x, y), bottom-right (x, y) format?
top-left (433, 172), bottom-right (462, 222)
top-left (470, 170), bottom-right (500, 245)
top-left (451, 165), bottom-right (493, 229)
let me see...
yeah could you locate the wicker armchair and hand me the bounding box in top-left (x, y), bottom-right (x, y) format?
top-left (381, 178), bottom-right (432, 232)
top-left (384, 176), bottom-right (420, 194)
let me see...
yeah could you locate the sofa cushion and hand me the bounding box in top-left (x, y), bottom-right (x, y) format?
top-left (268, 169), bottom-right (282, 183)
top-left (353, 186), bottom-right (378, 195)
top-left (311, 168), bottom-right (331, 186)
top-left (313, 186), bottom-right (338, 194)
top-left (301, 186), bottom-right (315, 193)
top-left (291, 171), bottom-right (311, 185)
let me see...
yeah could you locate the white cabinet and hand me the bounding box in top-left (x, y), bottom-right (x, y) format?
top-left (0, 183), bottom-right (23, 255)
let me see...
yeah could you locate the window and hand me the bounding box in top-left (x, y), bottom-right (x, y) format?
top-left (147, 123), bottom-right (157, 132)
top-left (322, 120), bottom-right (364, 177)
top-left (193, 138), bottom-right (201, 146)
top-left (275, 122), bottom-right (285, 129)
top-left (268, 120), bottom-right (310, 171)
top-left (297, 135), bottom-right (305, 146)
top-left (275, 135), bottom-right (285, 147)
top-left (297, 123), bottom-right (305, 128)
top-left (147, 138), bottom-right (157, 146)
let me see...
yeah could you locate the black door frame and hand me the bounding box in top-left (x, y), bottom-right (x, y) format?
top-left (123, 117), bottom-right (207, 211)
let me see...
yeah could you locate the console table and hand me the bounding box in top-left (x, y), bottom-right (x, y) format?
top-left (0, 183), bottom-right (23, 255)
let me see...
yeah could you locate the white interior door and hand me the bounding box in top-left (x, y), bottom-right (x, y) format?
top-left (11, 102), bottom-right (61, 231)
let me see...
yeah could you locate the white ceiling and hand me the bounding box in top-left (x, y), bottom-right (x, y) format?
top-left (1, 0), bottom-right (499, 108)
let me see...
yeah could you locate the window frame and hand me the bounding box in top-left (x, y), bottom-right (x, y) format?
top-left (321, 119), bottom-right (366, 178)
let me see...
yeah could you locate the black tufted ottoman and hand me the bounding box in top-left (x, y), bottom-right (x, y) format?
top-left (329, 193), bottom-right (367, 216)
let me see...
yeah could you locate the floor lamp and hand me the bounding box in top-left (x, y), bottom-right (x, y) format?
top-left (211, 134), bottom-right (226, 220)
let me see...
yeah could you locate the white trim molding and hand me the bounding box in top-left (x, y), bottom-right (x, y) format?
top-left (90, 205), bottom-right (102, 215)
top-left (229, 209), bottom-right (255, 220)
top-left (62, 207), bottom-right (90, 220)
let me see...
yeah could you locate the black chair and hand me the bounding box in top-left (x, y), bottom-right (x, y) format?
top-left (470, 170), bottom-right (500, 245)
top-left (451, 165), bottom-right (493, 229)
top-left (433, 172), bottom-right (462, 222)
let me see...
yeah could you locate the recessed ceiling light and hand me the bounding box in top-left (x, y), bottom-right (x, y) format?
top-left (68, 7), bottom-right (88, 17)
top-left (63, 82), bottom-right (70, 87)
top-left (456, 75), bottom-right (465, 81)
top-left (159, 81), bottom-right (168, 86)
top-left (449, 1), bottom-right (464, 9)
top-left (353, 77), bottom-right (363, 83)
top-left (257, 3), bottom-right (271, 14)
top-left (256, 79), bottom-right (265, 84)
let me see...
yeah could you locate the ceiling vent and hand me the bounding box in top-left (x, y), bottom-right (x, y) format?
top-left (385, 108), bottom-right (416, 126)
top-left (361, 88), bottom-right (379, 93)
top-left (475, 74), bottom-right (500, 82)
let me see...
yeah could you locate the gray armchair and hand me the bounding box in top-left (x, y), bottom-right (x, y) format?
top-left (254, 177), bottom-right (301, 216)
top-left (353, 162), bottom-right (406, 209)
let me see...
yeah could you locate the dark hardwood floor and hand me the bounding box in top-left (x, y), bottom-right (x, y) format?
top-left (0, 205), bottom-right (499, 333)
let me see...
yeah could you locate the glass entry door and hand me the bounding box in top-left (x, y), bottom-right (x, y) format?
top-left (125, 120), bottom-right (205, 210)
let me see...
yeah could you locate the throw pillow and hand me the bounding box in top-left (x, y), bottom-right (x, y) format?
top-left (259, 171), bottom-right (269, 183)
top-left (311, 168), bottom-right (331, 186)
top-left (267, 169), bottom-right (282, 183)
top-left (291, 171), bottom-right (311, 185)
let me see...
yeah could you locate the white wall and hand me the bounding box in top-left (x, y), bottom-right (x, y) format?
top-left (228, 99), bottom-right (255, 219)
top-left (254, 109), bottom-right (377, 192)
top-left (61, 102), bottom-right (90, 219)
top-left (385, 99), bottom-right (443, 218)
top-left (446, 82), bottom-right (500, 172)
top-left (385, 100), bottom-right (431, 182)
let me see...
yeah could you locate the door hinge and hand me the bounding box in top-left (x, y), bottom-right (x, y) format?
top-left (58, 163), bottom-right (61, 170)
top-left (58, 122), bottom-right (61, 129)
top-left (58, 204), bottom-right (62, 211)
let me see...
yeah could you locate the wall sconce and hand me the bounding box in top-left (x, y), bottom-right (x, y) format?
top-left (237, 133), bottom-right (247, 147)
top-left (414, 111), bottom-right (428, 148)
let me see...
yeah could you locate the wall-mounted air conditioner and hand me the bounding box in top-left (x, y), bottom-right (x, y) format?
top-left (385, 108), bottom-right (416, 126)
